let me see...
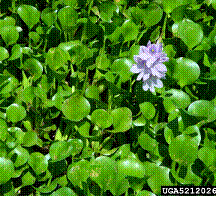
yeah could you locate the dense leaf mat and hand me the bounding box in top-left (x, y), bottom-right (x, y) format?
top-left (0, 0), bottom-right (216, 196)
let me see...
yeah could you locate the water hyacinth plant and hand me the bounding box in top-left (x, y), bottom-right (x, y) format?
top-left (0, 0), bottom-right (216, 196)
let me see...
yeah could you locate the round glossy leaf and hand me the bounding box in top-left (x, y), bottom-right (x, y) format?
top-left (99, 1), bottom-right (117, 22)
top-left (49, 141), bottom-right (71, 161)
top-left (0, 157), bottom-right (15, 184)
top-left (138, 132), bottom-right (158, 153)
top-left (46, 47), bottom-right (70, 71)
top-left (85, 86), bottom-right (100, 100)
top-left (0, 119), bottom-right (7, 141)
top-left (6, 104), bottom-right (26, 123)
top-left (0, 26), bottom-right (19, 45)
top-left (90, 156), bottom-right (117, 191)
top-left (173, 57), bottom-right (200, 87)
top-left (111, 107), bottom-right (132, 133)
top-left (147, 167), bottom-right (172, 195)
top-left (28, 152), bottom-right (48, 175)
top-left (23, 58), bottom-right (43, 81)
top-left (51, 187), bottom-right (76, 196)
top-left (58, 6), bottom-right (78, 30)
top-left (0, 47), bottom-right (9, 61)
top-left (142, 3), bottom-right (163, 27)
top-left (22, 171), bottom-right (36, 186)
top-left (9, 146), bottom-right (29, 167)
top-left (9, 44), bottom-right (22, 61)
top-left (162, 0), bottom-right (194, 13)
top-left (111, 58), bottom-right (133, 82)
top-left (121, 20), bottom-right (140, 42)
top-left (68, 139), bottom-right (83, 156)
top-left (137, 190), bottom-right (156, 196)
top-left (177, 19), bottom-right (203, 49)
top-left (96, 53), bottom-right (111, 70)
top-left (183, 125), bottom-right (201, 146)
top-left (22, 131), bottom-right (38, 147)
top-left (17, 5), bottom-right (40, 30)
top-left (188, 100), bottom-right (216, 121)
top-left (41, 8), bottom-right (57, 26)
top-left (164, 89), bottom-right (191, 109)
top-left (198, 147), bottom-right (216, 167)
top-left (169, 135), bottom-right (198, 166)
top-left (91, 109), bottom-right (113, 129)
top-left (117, 158), bottom-right (145, 178)
top-left (67, 160), bottom-right (90, 188)
top-left (139, 102), bottom-right (156, 120)
top-left (62, 95), bottom-right (91, 122)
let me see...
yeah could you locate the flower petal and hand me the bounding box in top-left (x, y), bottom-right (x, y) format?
top-left (151, 67), bottom-right (162, 78)
top-left (136, 72), bottom-right (144, 81)
top-left (146, 56), bottom-right (157, 68)
top-left (133, 55), bottom-right (140, 63)
top-left (155, 79), bottom-right (163, 88)
top-left (142, 83), bottom-right (149, 91)
top-left (130, 65), bottom-right (142, 73)
top-left (156, 63), bottom-right (167, 72)
top-left (142, 73), bottom-right (150, 81)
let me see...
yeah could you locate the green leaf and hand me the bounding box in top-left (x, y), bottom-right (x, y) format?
top-left (85, 86), bottom-right (100, 100)
top-left (0, 157), bottom-right (15, 184)
top-left (164, 89), bottom-right (191, 109)
top-left (82, 20), bottom-right (100, 40)
top-left (177, 19), bottom-right (203, 49)
top-left (0, 26), bottom-right (19, 45)
top-left (139, 102), bottom-right (156, 120)
top-left (8, 146), bottom-right (29, 167)
top-left (0, 119), bottom-right (8, 141)
top-left (188, 100), bottom-right (216, 121)
top-left (169, 135), bottom-right (198, 166)
top-left (28, 152), bottom-right (48, 175)
top-left (0, 47), bottom-right (9, 61)
top-left (138, 132), bottom-right (158, 153)
top-left (62, 95), bottom-right (91, 122)
top-left (23, 58), bottom-right (43, 81)
top-left (142, 3), bottom-right (163, 27)
top-left (117, 157), bottom-right (146, 178)
top-left (147, 167), bottom-right (172, 195)
top-left (67, 160), bottom-right (90, 188)
top-left (163, 45), bottom-right (176, 58)
top-left (22, 131), bottom-right (38, 147)
top-left (22, 171), bottom-right (36, 186)
top-left (46, 47), bottom-right (70, 71)
top-left (99, 1), bottom-right (117, 22)
top-left (96, 53), bottom-right (111, 70)
top-left (58, 6), bottom-right (78, 30)
top-left (29, 32), bottom-right (41, 44)
top-left (9, 44), bottom-right (22, 61)
top-left (121, 20), bottom-right (140, 42)
top-left (111, 107), bottom-right (132, 133)
top-left (137, 190), bottom-right (156, 196)
top-left (90, 156), bottom-right (117, 191)
top-left (162, 0), bottom-right (195, 13)
top-left (91, 109), bottom-right (113, 129)
top-left (111, 58), bottom-right (133, 82)
top-left (51, 187), bottom-right (76, 196)
top-left (173, 57), bottom-right (200, 87)
top-left (198, 147), bottom-right (216, 167)
top-left (17, 5), bottom-right (40, 30)
top-left (6, 104), bottom-right (26, 123)
top-left (41, 8), bottom-right (57, 27)
top-left (183, 125), bottom-right (201, 146)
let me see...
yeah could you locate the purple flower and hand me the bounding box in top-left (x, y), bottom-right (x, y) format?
top-left (130, 41), bottom-right (169, 92)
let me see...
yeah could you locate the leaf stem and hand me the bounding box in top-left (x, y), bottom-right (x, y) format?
top-left (82, 68), bottom-right (89, 95)
top-left (159, 14), bottom-right (168, 42)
